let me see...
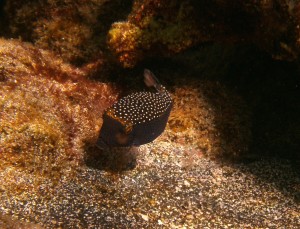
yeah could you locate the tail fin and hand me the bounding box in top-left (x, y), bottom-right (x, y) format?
top-left (144, 69), bottom-right (161, 91)
top-left (96, 136), bottom-right (110, 150)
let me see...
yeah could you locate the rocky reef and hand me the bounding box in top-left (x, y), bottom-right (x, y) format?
top-left (3, 0), bottom-right (300, 67)
top-left (0, 0), bottom-right (299, 228)
top-left (0, 0), bottom-right (298, 168)
top-left (2, 0), bottom-right (132, 65)
top-left (107, 0), bottom-right (300, 67)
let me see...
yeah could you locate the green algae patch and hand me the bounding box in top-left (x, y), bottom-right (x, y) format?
top-left (0, 38), bottom-right (118, 193)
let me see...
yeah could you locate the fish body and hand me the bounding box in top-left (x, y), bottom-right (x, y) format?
top-left (98, 69), bottom-right (172, 147)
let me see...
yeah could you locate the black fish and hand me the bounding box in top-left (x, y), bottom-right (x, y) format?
top-left (97, 69), bottom-right (173, 147)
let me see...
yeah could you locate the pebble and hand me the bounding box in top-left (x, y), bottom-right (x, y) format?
top-left (140, 214), bottom-right (149, 221)
top-left (183, 180), bottom-right (190, 187)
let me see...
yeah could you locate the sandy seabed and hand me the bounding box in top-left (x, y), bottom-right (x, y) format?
top-left (0, 138), bottom-right (299, 228)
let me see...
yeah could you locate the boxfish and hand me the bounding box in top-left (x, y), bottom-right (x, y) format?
top-left (97, 69), bottom-right (173, 147)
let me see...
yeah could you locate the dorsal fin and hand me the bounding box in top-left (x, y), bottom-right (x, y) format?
top-left (144, 69), bottom-right (162, 92)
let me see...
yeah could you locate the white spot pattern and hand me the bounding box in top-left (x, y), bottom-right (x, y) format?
top-left (111, 90), bottom-right (172, 125)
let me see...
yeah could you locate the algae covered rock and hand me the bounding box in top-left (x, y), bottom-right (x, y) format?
top-left (3, 0), bottom-right (300, 68)
top-left (108, 0), bottom-right (204, 67)
top-left (0, 38), bottom-right (118, 191)
top-left (3, 0), bottom-right (132, 65)
top-left (107, 0), bottom-right (300, 67)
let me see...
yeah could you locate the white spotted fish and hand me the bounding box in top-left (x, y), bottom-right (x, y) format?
top-left (97, 69), bottom-right (173, 147)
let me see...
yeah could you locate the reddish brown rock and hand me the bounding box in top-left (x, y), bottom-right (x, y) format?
top-left (0, 38), bottom-right (118, 190)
